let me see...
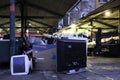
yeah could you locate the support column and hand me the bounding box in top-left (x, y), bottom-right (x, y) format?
top-left (20, 1), bottom-right (25, 37)
top-left (90, 20), bottom-right (93, 41)
top-left (118, 7), bottom-right (120, 40)
top-left (10, 0), bottom-right (16, 56)
top-left (20, 1), bottom-right (27, 37)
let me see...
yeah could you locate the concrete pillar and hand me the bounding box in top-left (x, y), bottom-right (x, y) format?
top-left (10, 0), bottom-right (16, 56)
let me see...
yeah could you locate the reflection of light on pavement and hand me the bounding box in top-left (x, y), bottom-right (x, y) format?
top-left (37, 58), bottom-right (45, 60)
top-left (34, 51), bottom-right (38, 53)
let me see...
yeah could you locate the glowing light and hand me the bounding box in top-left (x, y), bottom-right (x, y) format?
top-left (104, 10), bottom-right (111, 16)
top-left (69, 24), bottom-right (77, 29)
top-left (26, 29), bottom-right (29, 33)
top-left (37, 31), bottom-right (39, 33)
top-left (29, 23), bottom-right (32, 26)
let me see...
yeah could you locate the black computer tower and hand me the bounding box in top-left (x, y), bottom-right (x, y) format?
top-left (57, 38), bottom-right (87, 72)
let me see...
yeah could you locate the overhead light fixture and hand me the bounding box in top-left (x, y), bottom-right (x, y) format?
top-left (69, 24), bottom-right (77, 29)
top-left (104, 10), bottom-right (111, 16)
top-left (29, 23), bottom-right (32, 26)
top-left (37, 31), bottom-right (39, 33)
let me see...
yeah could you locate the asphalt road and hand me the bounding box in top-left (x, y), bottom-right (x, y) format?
top-left (0, 56), bottom-right (120, 80)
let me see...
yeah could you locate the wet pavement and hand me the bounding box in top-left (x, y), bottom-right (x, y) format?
top-left (0, 56), bottom-right (120, 80)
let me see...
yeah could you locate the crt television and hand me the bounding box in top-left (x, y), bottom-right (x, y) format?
top-left (10, 55), bottom-right (32, 75)
top-left (57, 38), bottom-right (87, 72)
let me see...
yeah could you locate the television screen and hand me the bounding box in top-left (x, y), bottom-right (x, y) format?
top-left (11, 55), bottom-right (31, 75)
top-left (13, 57), bottom-right (25, 73)
top-left (57, 38), bottom-right (87, 72)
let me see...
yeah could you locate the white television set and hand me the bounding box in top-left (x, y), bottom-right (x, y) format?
top-left (10, 55), bottom-right (32, 75)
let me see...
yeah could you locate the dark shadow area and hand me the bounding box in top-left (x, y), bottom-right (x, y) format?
top-left (0, 62), bottom-right (10, 69)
